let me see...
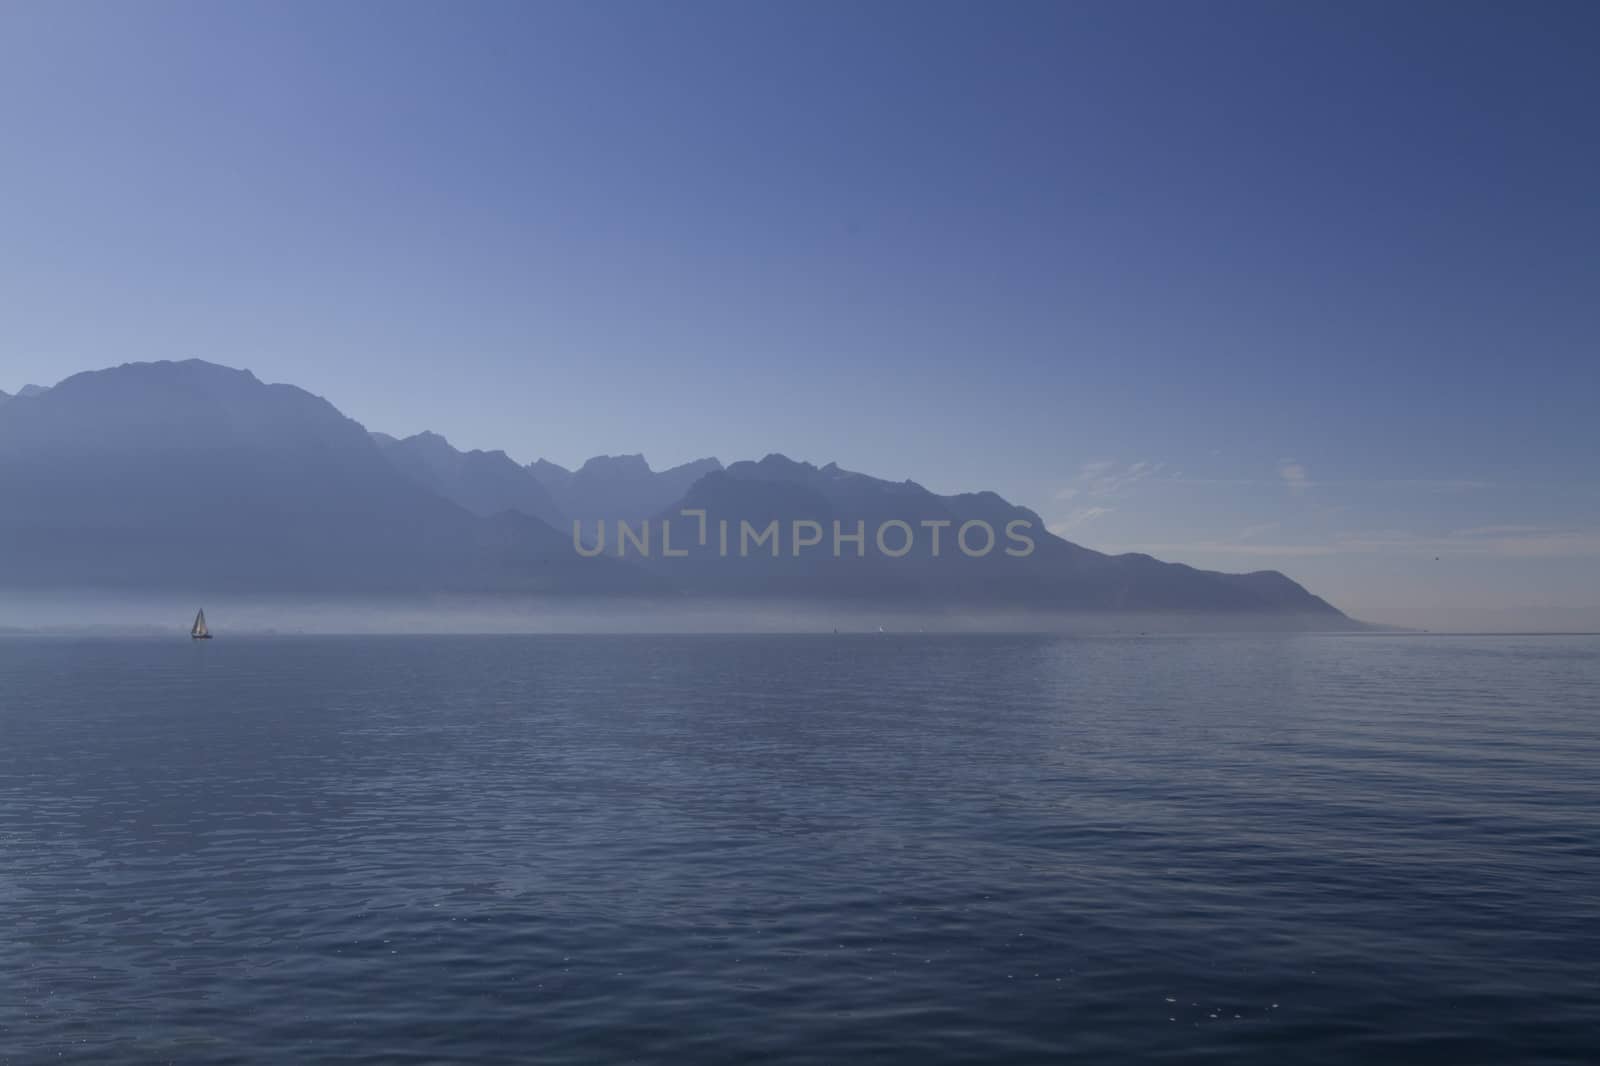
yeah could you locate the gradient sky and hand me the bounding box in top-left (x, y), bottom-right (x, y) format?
top-left (2, 1), bottom-right (1597, 622)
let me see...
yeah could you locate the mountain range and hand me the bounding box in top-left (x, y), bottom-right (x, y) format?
top-left (529, 453), bottom-right (724, 525)
top-left (0, 360), bottom-right (1347, 620)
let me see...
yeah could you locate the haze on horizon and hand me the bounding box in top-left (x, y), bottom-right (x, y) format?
top-left (2, 1), bottom-right (1597, 629)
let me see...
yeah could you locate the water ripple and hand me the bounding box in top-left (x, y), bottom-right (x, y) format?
top-left (2, 633), bottom-right (1597, 1064)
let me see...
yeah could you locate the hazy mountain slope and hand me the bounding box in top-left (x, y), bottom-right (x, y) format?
top-left (639, 455), bottom-right (1342, 614)
top-left (0, 360), bottom-right (1345, 617)
top-left (0, 361), bottom-right (654, 595)
top-left (375, 431), bottom-right (564, 527)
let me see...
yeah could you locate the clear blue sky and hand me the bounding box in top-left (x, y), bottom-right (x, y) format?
top-left (2, 1), bottom-right (1597, 621)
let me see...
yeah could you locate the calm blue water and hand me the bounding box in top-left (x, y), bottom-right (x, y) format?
top-left (1, 633), bottom-right (1597, 1064)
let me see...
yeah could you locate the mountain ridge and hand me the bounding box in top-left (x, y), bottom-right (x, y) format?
top-left (528, 453), bottom-right (724, 525)
top-left (0, 359), bottom-right (1349, 620)
top-left (634, 454), bottom-right (1339, 613)
top-left (0, 360), bottom-right (656, 596)
top-left (373, 430), bottom-right (565, 528)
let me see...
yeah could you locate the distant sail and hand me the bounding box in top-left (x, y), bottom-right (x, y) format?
top-left (191, 609), bottom-right (211, 639)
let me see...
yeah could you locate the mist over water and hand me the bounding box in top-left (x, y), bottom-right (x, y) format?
top-left (3, 632), bottom-right (1597, 1064)
top-left (0, 592), bottom-right (1370, 637)
top-left (1347, 605), bottom-right (1600, 635)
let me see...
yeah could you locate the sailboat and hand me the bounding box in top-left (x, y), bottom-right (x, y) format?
top-left (190, 609), bottom-right (212, 640)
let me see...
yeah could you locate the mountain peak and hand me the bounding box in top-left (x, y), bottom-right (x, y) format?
top-left (742, 454), bottom-right (818, 479)
top-left (74, 359), bottom-right (260, 388)
top-left (373, 429), bottom-right (563, 527)
top-left (528, 458), bottom-right (574, 484)
top-left (578, 453), bottom-right (653, 477)
top-left (529, 454), bottom-right (720, 524)
top-left (665, 456), bottom-right (722, 476)
top-left (396, 430), bottom-right (457, 457)
top-left (0, 357), bottom-right (360, 460)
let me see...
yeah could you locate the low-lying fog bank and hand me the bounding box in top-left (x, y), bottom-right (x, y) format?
top-left (0, 592), bottom-right (1376, 637)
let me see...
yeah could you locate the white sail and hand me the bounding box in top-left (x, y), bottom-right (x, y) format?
top-left (192, 610), bottom-right (208, 638)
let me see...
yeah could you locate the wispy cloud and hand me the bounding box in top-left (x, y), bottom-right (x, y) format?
top-left (1048, 506), bottom-right (1114, 535)
top-left (1101, 540), bottom-right (1342, 558)
top-left (1447, 524), bottom-right (1548, 537)
top-left (1103, 525), bottom-right (1600, 560)
top-left (1145, 473), bottom-right (1494, 493)
top-left (1377, 479), bottom-right (1496, 493)
top-left (1237, 520), bottom-right (1281, 540)
top-left (1383, 527), bottom-right (1600, 558)
top-left (1053, 460), bottom-right (1162, 504)
top-left (1048, 460), bottom-right (1166, 533)
top-left (1278, 458), bottom-right (1309, 493)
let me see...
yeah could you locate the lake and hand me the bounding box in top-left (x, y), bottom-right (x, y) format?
top-left (2, 633), bottom-right (1596, 1064)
